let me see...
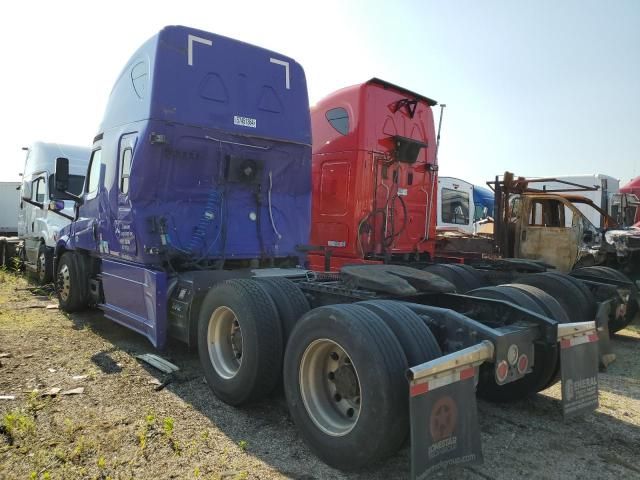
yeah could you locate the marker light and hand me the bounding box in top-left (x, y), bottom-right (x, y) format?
top-left (507, 344), bottom-right (519, 365)
top-left (517, 354), bottom-right (529, 374)
top-left (496, 360), bottom-right (509, 383)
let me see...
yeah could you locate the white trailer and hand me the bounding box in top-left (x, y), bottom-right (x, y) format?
top-left (0, 182), bottom-right (20, 235)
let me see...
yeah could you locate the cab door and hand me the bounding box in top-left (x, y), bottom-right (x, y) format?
top-left (112, 133), bottom-right (138, 257)
top-left (24, 175), bottom-right (47, 264)
top-left (516, 197), bottom-right (581, 272)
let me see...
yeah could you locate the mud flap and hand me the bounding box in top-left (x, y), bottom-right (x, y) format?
top-left (408, 341), bottom-right (493, 479)
top-left (594, 299), bottom-right (615, 368)
top-left (559, 326), bottom-right (599, 419)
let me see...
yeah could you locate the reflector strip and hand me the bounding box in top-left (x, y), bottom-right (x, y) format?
top-left (560, 332), bottom-right (599, 349)
top-left (410, 367), bottom-right (476, 397)
top-left (410, 382), bottom-right (429, 397)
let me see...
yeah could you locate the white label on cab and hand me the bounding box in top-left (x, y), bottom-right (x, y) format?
top-left (327, 240), bottom-right (346, 247)
top-left (398, 188), bottom-right (408, 196)
top-left (234, 115), bottom-right (257, 128)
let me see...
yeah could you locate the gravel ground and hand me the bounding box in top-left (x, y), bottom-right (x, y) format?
top-left (0, 271), bottom-right (639, 480)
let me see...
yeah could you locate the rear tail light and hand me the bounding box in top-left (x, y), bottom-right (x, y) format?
top-left (517, 354), bottom-right (529, 374)
top-left (496, 360), bottom-right (509, 383)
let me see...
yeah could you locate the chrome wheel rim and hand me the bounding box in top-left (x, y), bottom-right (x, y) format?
top-left (207, 306), bottom-right (243, 379)
top-left (57, 264), bottom-right (71, 301)
top-left (299, 339), bottom-right (361, 436)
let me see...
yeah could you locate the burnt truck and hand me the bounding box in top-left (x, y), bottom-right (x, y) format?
top-left (490, 173), bottom-right (640, 273)
top-left (51, 26), bottom-right (602, 477)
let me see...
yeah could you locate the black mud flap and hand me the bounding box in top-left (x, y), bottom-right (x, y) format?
top-left (409, 367), bottom-right (482, 479)
top-left (560, 332), bottom-right (599, 419)
top-left (595, 299), bottom-right (615, 368)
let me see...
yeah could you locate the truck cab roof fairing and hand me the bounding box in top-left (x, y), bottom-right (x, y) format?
top-left (99, 26), bottom-right (310, 146)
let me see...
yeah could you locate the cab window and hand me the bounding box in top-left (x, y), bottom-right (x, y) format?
top-left (86, 149), bottom-right (102, 194)
top-left (32, 177), bottom-right (45, 203)
top-left (326, 108), bottom-right (349, 135)
top-left (120, 148), bottom-right (132, 194)
top-left (441, 188), bottom-right (469, 224)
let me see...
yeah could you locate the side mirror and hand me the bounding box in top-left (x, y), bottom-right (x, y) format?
top-left (21, 182), bottom-right (32, 201)
top-left (583, 231), bottom-right (594, 243)
top-left (54, 157), bottom-right (69, 193)
top-left (482, 206), bottom-right (489, 218)
top-left (48, 200), bottom-right (65, 212)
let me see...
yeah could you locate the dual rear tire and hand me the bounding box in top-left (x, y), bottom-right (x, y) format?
top-left (197, 280), bottom-right (442, 470)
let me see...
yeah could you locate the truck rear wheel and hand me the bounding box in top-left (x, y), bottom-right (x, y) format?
top-left (36, 244), bottom-right (53, 284)
top-left (256, 277), bottom-right (310, 342)
top-left (197, 279), bottom-right (283, 405)
top-left (423, 264), bottom-right (486, 292)
top-left (56, 252), bottom-right (88, 312)
top-left (358, 300), bottom-right (441, 366)
top-left (505, 283), bottom-right (572, 389)
top-left (469, 285), bottom-right (559, 400)
top-left (571, 266), bottom-right (638, 332)
top-left (516, 272), bottom-right (590, 324)
top-left (283, 304), bottom-right (408, 470)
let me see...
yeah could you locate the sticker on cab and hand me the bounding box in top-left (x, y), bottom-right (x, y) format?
top-left (234, 115), bottom-right (257, 128)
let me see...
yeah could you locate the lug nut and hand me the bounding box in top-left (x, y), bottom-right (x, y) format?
top-left (347, 408), bottom-right (355, 417)
top-left (328, 371), bottom-right (335, 381)
top-left (330, 352), bottom-right (339, 361)
top-left (334, 393), bottom-right (342, 402)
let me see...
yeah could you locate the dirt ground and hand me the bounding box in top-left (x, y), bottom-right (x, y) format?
top-left (1, 271), bottom-right (639, 480)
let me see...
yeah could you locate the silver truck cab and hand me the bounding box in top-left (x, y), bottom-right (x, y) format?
top-left (18, 142), bottom-right (89, 282)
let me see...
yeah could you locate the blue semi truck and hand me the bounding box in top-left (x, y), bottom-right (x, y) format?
top-left (50, 26), bottom-right (614, 477)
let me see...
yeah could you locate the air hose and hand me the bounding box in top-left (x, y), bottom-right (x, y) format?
top-left (188, 190), bottom-right (223, 255)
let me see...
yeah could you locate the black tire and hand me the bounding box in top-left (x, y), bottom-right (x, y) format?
top-left (456, 264), bottom-right (490, 288)
top-left (256, 277), bottom-right (310, 342)
top-left (358, 300), bottom-right (442, 366)
top-left (572, 266), bottom-right (638, 331)
top-left (515, 272), bottom-right (590, 324)
top-left (283, 304), bottom-right (408, 470)
top-left (503, 284), bottom-right (571, 324)
top-left (36, 243), bottom-right (53, 284)
top-left (506, 283), bottom-right (572, 389)
top-left (469, 285), bottom-right (560, 400)
top-left (423, 264), bottom-right (485, 292)
top-left (197, 279), bottom-right (283, 405)
top-left (56, 252), bottom-right (88, 313)
top-left (556, 272), bottom-right (597, 320)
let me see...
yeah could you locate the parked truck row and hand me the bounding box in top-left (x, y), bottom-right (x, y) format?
top-left (2, 26), bottom-right (638, 478)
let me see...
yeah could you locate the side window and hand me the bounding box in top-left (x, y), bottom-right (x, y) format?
top-left (86, 149), bottom-right (102, 195)
top-left (528, 200), bottom-right (565, 227)
top-left (509, 196), bottom-right (521, 220)
top-left (120, 148), bottom-right (132, 194)
top-left (32, 178), bottom-right (45, 203)
top-left (528, 201), bottom-right (544, 225)
top-left (326, 108), bottom-right (349, 135)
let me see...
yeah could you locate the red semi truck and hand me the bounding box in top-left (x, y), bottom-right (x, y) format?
top-left (309, 78), bottom-right (439, 271)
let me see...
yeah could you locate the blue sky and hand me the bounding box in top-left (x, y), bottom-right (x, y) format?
top-left (2, 0), bottom-right (638, 186)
